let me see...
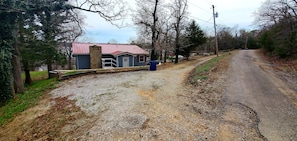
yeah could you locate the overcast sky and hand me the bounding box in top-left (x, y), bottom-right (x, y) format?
top-left (77, 0), bottom-right (266, 44)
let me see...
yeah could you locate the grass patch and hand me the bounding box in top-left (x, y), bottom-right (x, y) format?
top-left (0, 79), bottom-right (57, 126)
top-left (22, 71), bottom-right (48, 81)
top-left (63, 70), bottom-right (82, 75)
top-left (189, 53), bottom-right (229, 84)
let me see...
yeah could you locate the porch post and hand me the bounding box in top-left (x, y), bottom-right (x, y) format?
top-left (133, 56), bottom-right (135, 67)
top-left (76, 56), bottom-right (79, 69)
top-left (117, 56), bottom-right (119, 67)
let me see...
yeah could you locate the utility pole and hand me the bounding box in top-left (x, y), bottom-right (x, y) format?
top-left (212, 5), bottom-right (219, 57)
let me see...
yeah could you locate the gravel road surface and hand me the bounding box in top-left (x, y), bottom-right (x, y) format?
top-left (224, 50), bottom-right (297, 141)
top-left (50, 56), bottom-right (215, 140)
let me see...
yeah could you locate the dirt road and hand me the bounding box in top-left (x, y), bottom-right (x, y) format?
top-left (224, 50), bottom-right (297, 141)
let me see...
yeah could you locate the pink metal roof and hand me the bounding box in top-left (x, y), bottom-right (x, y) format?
top-left (72, 42), bottom-right (148, 55)
top-left (111, 51), bottom-right (124, 55)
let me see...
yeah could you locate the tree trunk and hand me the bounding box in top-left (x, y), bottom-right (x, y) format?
top-left (47, 60), bottom-right (53, 79)
top-left (175, 29), bottom-right (180, 64)
top-left (12, 55), bottom-right (24, 94)
top-left (12, 25), bottom-right (24, 94)
top-left (185, 48), bottom-right (190, 60)
top-left (150, 0), bottom-right (159, 61)
top-left (68, 55), bottom-right (72, 70)
top-left (160, 50), bottom-right (163, 63)
top-left (11, 82), bottom-right (15, 98)
top-left (24, 69), bottom-right (32, 85)
top-left (151, 49), bottom-right (156, 60)
top-left (163, 50), bottom-right (167, 63)
top-left (175, 46), bottom-right (179, 64)
top-left (23, 62), bottom-right (32, 85)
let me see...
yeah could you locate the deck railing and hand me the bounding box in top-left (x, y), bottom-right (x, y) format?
top-left (102, 58), bottom-right (118, 68)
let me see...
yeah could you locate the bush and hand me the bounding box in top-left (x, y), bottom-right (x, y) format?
top-left (0, 47), bottom-right (13, 103)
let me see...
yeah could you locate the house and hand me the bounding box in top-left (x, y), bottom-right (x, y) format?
top-left (72, 42), bottom-right (149, 69)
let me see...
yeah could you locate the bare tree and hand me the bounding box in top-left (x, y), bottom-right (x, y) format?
top-left (59, 9), bottom-right (84, 70)
top-left (256, 0), bottom-right (297, 27)
top-left (61, 0), bottom-right (127, 24)
top-left (156, 9), bottom-right (175, 63)
top-left (135, 25), bottom-right (152, 46)
top-left (134, 0), bottom-right (164, 60)
top-left (170, 0), bottom-right (188, 63)
top-left (217, 26), bottom-right (234, 50)
top-left (256, 0), bottom-right (297, 57)
top-left (255, 0), bottom-right (279, 27)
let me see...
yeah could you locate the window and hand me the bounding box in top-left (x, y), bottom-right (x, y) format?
top-left (139, 55), bottom-right (145, 62)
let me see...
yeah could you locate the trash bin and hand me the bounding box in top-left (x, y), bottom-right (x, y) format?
top-left (149, 60), bottom-right (157, 71)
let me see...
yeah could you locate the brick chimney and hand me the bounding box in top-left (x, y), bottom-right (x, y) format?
top-left (89, 45), bottom-right (102, 69)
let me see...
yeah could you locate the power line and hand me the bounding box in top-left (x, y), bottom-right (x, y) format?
top-left (188, 1), bottom-right (212, 14)
top-left (218, 17), bottom-right (232, 27)
top-left (202, 17), bottom-right (214, 26)
top-left (203, 0), bottom-right (212, 5)
top-left (188, 15), bottom-right (213, 25)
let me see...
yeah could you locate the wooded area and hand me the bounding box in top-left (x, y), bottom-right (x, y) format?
top-left (0, 0), bottom-right (125, 103)
top-left (256, 0), bottom-right (297, 57)
top-left (132, 0), bottom-right (263, 62)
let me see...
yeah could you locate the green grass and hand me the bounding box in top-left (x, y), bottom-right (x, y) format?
top-left (191, 53), bottom-right (228, 82)
top-left (63, 70), bottom-right (82, 75)
top-left (0, 79), bottom-right (57, 126)
top-left (22, 71), bottom-right (48, 81)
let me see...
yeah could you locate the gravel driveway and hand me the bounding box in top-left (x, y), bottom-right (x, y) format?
top-left (50, 56), bottom-right (214, 140)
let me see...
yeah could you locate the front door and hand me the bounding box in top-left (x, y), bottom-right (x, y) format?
top-left (122, 57), bottom-right (129, 67)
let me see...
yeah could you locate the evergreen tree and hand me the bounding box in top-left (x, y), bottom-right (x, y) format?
top-left (181, 20), bottom-right (207, 58)
top-left (0, 0), bottom-right (18, 102)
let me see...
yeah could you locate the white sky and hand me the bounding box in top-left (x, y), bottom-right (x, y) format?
top-left (77, 0), bottom-right (266, 43)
